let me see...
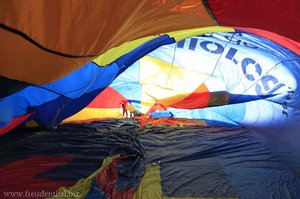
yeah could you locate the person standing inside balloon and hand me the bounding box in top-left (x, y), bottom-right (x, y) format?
top-left (120, 100), bottom-right (142, 118)
top-left (120, 100), bottom-right (129, 118)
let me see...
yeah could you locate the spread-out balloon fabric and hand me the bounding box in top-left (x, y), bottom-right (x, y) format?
top-left (1, 120), bottom-right (300, 199)
top-left (1, 1), bottom-right (300, 198)
top-left (0, 26), bottom-right (299, 198)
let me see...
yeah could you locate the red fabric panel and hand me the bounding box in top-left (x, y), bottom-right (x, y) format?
top-left (96, 157), bottom-right (134, 199)
top-left (113, 189), bottom-right (135, 199)
top-left (236, 27), bottom-right (300, 55)
top-left (146, 103), bottom-right (168, 115)
top-left (87, 87), bottom-right (126, 108)
top-left (0, 156), bottom-right (74, 195)
top-left (171, 84), bottom-right (210, 109)
top-left (0, 113), bottom-right (33, 135)
top-left (208, 0), bottom-right (300, 42)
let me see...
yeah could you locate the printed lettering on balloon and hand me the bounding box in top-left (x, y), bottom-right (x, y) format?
top-left (241, 58), bottom-right (262, 81)
top-left (177, 34), bottom-right (289, 117)
top-left (255, 75), bottom-right (285, 95)
top-left (199, 41), bottom-right (224, 54)
top-left (224, 33), bottom-right (258, 49)
top-left (281, 89), bottom-right (295, 117)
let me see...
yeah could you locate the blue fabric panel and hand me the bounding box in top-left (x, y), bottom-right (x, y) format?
top-left (0, 34), bottom-right (177, 130)
top-left (85, 180), bottom-right (108, 199)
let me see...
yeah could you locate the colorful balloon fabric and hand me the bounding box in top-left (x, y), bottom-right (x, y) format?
top-left (65, 27), bottom-right (300, 139)
top-left (0, 0), bottom-right (299, 84)
top-left (1, 1), bottom-right (300, 198)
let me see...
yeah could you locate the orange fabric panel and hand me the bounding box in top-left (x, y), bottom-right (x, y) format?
top-left (0, 0), bottom-right (215, 84)
top-left (138, 116), bottom-right (207, 128)
top-left (0, 28), bottom-right (91, 84)
top-left (171, 83), bottom-right (210, 109)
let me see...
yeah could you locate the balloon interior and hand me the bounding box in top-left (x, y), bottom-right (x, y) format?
top-left (0, 1), bottom-right (300, 198)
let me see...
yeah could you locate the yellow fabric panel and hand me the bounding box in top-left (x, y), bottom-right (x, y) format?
top-left (126, 103), bottom-right (138, 112)
top-left (139, 56), bottom-right (210, 112)
top-left (168, 26), bottom-right (234, 42)
top-left (133, 164), bottom-right (163, 199)
top-left (93, 35), bottom-right (156, 66)
top-left (94, 26), bottom-right (234, 67)
top-left (49, 156), bottom-right (116, 199)
top-left (62, 108), bottom-right (122, 124)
